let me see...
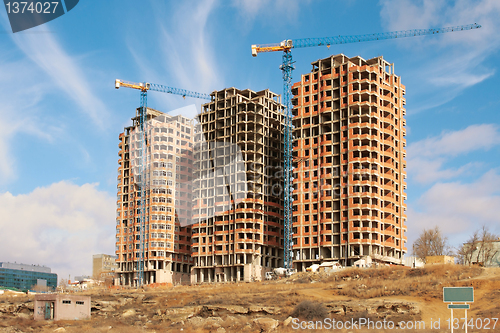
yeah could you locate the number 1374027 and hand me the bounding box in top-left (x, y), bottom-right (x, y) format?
top-left (5, 2), bottom-right (59, 14)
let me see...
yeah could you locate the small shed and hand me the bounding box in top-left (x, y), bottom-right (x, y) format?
top-left (353, 256), bottom-right (373, 268)
top-left (318, 262), bottom-right (342, 272)
top-left (425, 255), bottom-right (455, 265)
top-left (34, 294), bottom-right (91, 321)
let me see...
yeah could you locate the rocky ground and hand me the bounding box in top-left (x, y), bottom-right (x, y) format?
top-left (0, 265), bottom-right (499, 332)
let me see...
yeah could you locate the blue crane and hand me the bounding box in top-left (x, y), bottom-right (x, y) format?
top-left (251, 23), bottom-right (482, 270)
top-left (115, 79), bottom-right (211, 287)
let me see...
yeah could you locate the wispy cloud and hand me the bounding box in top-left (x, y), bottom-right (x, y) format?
top-left (157, 0), bottom-right (220, 93)
top-left (0, 181), bottom-right (115, 280)
top-left (407, 124), bottom-right (500, 184)
top-left (0, 13), bottom-right (108, 184)
top-left (9, 31), bottom-right (109, 129)
top-left (379, 0), bottom-right (500, 113)
top-left (125, 1), bottom-right (221, 115)
top-left (0, 54), bottom-right (60, 184)
top-left (231, 0), bottom-right (306, 22)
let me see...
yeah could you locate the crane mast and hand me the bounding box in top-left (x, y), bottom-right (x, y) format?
top-left (252, 23), bottom-right (481, 270)
top-left (116, 79), bottom-right (210, 287)
top-left (281, 50), bottom-right (294, 269)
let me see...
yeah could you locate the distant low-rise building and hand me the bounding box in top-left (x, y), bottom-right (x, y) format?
top-left (425, 255), bottom-right (455, 265)
top-left (468, 240), bottom-right (500, 267)
top-left (92, 254), bottom-right (118, 281)
top-left (402, 256), bottom-right (425, 268)
top-left (0, 262), bottom-right (57, 290)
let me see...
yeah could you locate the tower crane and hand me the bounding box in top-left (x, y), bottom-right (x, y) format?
top-left (251, 23), bottom-right (481, 270)
top-left (115, 79), bottom-right (211, 287)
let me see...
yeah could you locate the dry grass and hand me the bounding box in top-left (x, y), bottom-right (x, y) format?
top-left (293, 265), bottom-right (485, 299)
top-left (0, 265), bottom-right (495, 333)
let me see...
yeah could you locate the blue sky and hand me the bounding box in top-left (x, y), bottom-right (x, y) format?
top-left (0, 0), bottom-right (499, 280)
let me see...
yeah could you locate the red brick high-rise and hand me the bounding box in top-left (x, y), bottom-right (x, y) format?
top-left (291, 54), bottom-right (407, 270)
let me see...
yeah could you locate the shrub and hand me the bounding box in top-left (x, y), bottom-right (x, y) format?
top-left (291, 300), bottom-right (328, 320)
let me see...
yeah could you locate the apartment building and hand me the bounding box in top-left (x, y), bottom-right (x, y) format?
top-left (291, 54), bottom-right (407, 271)
top-left (190, 88), bottom-right (284, 283)
top-left (92, 254), bottom-right (118, 281)
top-left (115, 108), bottom-right (195, 286)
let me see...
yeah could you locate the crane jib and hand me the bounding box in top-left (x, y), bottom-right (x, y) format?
top-left (290, 23), bottom-right (481, 49)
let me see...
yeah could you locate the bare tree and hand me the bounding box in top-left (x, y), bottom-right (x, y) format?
top-left (475, 226), bottom-right (499, 266)
top-left (457, 226), bottom-right (499, 266)
top-left (457, 231), bottom-right (479, 265)
top-left (413, 226), bottom-right (451, 263)
top-left (59, 278), bottom-right (68, 290)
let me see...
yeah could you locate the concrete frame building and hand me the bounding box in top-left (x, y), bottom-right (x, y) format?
top-left (290, 54), bottom-right (407, 270)
top-left (190, 88), bottom-right (285, 283)
top-left (113, 54), bottom-right (408, 284)
top-left (115, 109), bottom-right (195, 286)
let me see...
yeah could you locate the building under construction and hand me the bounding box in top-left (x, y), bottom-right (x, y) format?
top-left (190, 88), bottom-right (285, 283)
top-left (290, 54), bottom-right (407, 270)
top-left (115, 109), bottom-right (195, 287)
top-left (114, 54), bottom-right (408, 284)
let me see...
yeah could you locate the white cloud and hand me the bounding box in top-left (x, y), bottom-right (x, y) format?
top-left (407, 169), bottom-right (500, 246)
top-left (406, 123), bottom-right (500, 247)
top-left (379, 0), bottom-right (500, 112)
top-left (408, 158), bottom-right (479, 184)
top-left (410, 124), bottom-right (500, 157)
top-left (407, 124), bottom-right (500, 183)
top-left (0, 181), bottom-right (116, 281)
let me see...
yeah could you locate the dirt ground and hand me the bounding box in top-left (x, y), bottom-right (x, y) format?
top-left (0, 265), bottom-right (499, 333)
